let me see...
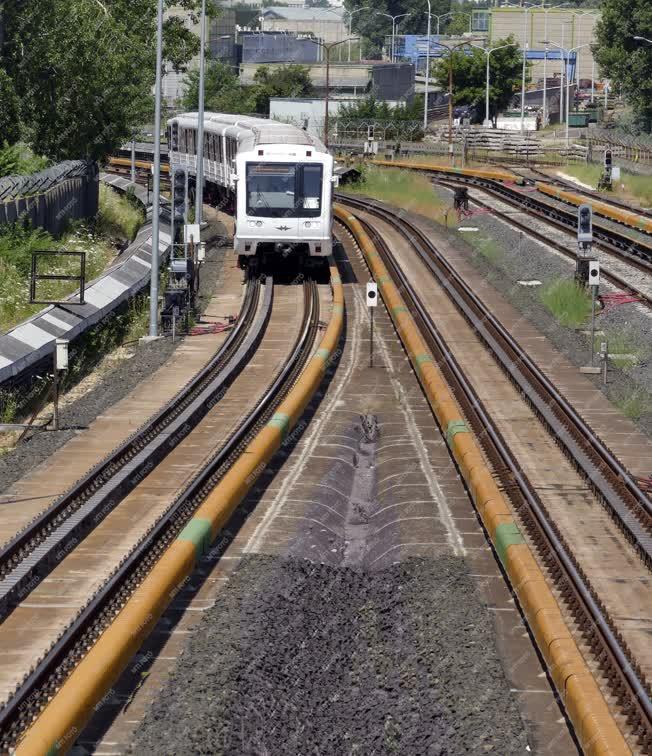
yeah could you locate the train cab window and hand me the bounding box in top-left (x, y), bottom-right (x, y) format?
top-left (301, 165), bottom-right (322, 212)
top-left (180, 128), bottom-right (187, 154)
top-left (247, 163), bottom-right (296, 216)
top-left (246, 163), bottom-right (322, 218)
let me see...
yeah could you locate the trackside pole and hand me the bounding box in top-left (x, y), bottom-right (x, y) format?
top-left (366, 282), bottom-right (378, 368)
top-left (370, 308), bottom-right (374, 368)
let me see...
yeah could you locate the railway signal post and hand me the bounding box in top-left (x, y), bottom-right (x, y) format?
top-left (588, 260), bottom-right (600, 366)
top-left (366, 282), bottom-right (378, 368)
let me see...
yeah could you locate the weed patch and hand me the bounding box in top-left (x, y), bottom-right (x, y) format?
top-left (560, 164), bottom-right (652, 207)
top-left (97, 184), bottom-right (145, 241)
top-left (611, 387), bottom-right (652, 420)
top-left (342, 166), bottom-right (449, 223)
top-left (540, 278), bottom-right (592, 328)
top-left (595, 328), bottom-right (650, 370)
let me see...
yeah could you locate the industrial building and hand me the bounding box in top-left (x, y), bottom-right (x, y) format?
top-left (260, 7), bottom-right (348, 45)
top-left (240, 61), bottom-right (415, 103)
top-left (473, 6), bottom-right (600, 82)
top-left (161, 6), bottom-right (237, 104)
top-left (241, 32), bottom-right (320, 65)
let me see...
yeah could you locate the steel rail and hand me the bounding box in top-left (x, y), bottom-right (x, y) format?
top-left (338, 195), bottom-right (652, 558)
top-left (0, 270), bottom-right (265, 621)
top-left (348, 212), bottom-right (652, 746)
top-left (0, 277), bottom-right (320, 750)
top-left (512, 166), bottom-right (652, 222)
top-left (432, 173), bottom-right (652, 272)
top-left (435, 179), bottom-right (652, 310)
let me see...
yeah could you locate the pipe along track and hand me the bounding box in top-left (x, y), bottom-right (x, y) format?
top-left (5, 269), bottom-right (343, 755)
top-left (435, 179), bottom-right (652, 310)
top-left (0, 270), bottom-right (268, 622)
top-left (336, 197), bottom-right (652, 750)
top-left (511, 166), bottom-right (652, 223)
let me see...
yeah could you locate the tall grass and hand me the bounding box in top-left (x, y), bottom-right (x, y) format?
top-left (594, 327), bottom-right (651, 370)
top-left (612, 387), bottom-right (652, 421)
top-left (342, 166), bottom-right (450, 223)
top-left (96, 184), bottom-right (145, 241)
top-left (540, 278), bottom-right (593, 328)
top-left (560, 164), bottom-right (652, 207)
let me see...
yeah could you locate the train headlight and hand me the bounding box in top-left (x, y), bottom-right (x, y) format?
top-left (256, 221), bottom-right (263, 227)
top-left (304, 222), bottom-right (311, 228)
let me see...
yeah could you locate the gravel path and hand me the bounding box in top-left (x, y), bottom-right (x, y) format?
top-left (0, 215), bottom-right (229, 494)
top-left (431, 183), bottom-right (652, 437)
top-left (131, 554), bottom-right (529, 755)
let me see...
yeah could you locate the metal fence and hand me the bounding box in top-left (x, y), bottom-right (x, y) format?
top-left (0, 161), bottom-right (99, 237)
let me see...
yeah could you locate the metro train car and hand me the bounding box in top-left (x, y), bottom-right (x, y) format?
top-left (167, 113), bottom-right (335, 266)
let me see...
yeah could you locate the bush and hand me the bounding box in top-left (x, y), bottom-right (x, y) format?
top-left (540, 278), bottom-right (593, 328)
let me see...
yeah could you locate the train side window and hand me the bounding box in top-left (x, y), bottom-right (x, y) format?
top-left (180, 128), bottom-right (186, 154)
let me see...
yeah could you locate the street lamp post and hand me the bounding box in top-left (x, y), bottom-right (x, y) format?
top-left (431, 39), bottom-right (478, 164)
top-left (344, 7), bottom-right (370, 62)
top-left (423, 0), bottom-right (431, 131)
top-left (148, 0), bottom-right (165, 339)
top-left (195, 0), bottom-right (207, 225)
top-left (503, 3), bottom-right (535, 134)
top-left (379, 12), bottom-right (410, 63)
top-left (309, 37), bottom-right (359, 148)
top-left (543, 39), bottom-right (589, 147)
top-left (542, 4), bottom-right (570, 127)
top-left (472, 43), bottom-right (517, 127)
top-left (573, 12), bottom-right (598, 90)
top-left (429, 11), bottom-right (471, 36)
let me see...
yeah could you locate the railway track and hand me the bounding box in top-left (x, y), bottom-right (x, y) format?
top-left (0, 274), bottom-right (322, 752)
top-left (336, 194), bottom-right (652, 750)
top-left (0, 270), bottom-right (266, 621)
top-left (433, 173), bottom-right (652, 272)
top-left (435, 179), bottom-right (652, 310)
top-left (512, 165), bottom-right (652, 221)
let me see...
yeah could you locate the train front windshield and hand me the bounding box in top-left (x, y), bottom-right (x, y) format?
top-left (246, 163), bottom-right (322, 218)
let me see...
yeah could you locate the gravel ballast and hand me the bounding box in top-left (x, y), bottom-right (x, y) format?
top-left (131, 554), bottom-right (529, 755)
top-left (0, 215), bottom-right (229, 493)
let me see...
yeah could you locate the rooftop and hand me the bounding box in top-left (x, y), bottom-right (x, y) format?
top-left (261, 7), bottom-right (346, 21)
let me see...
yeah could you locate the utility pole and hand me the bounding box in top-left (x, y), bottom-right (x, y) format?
top-left (311, 38), bottom-right (357, 148)
top-left (195, 0), bottom-right (207, 225)
top-left (423, 0), bottom-right (431, 131)
top-left (148, 0), bottom-right (164, 339)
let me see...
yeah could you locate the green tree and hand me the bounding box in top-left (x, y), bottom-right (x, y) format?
top-left (338, 94), bottom-right (425, 138)
top-left (1, 0), bottom-right (214, 161)
top-left (252, 64), bottom-right (315, 114)
top-left (346, 0), bottom-right (451, 58)
top-left (432, 37), bottom-right (525, 122)
top-left (182, 61), bottom-right (256, 114)
top-left (0, 69), bottom-right (21, 146)
top-left (593, 0), bottom-right (652, 130)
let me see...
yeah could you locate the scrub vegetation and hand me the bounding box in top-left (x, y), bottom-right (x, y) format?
top-left (343, 166), bottom-right (449, 221)
top-left (611, 386), bottom-right (652, 421)
top-left (0, 186), bottom-right (141, 332)
top-left (595, 327), bottom-right (651, 370)
top-left (97, 184), bottom-right (145, 241)
top-left (539, 278), bottom-right (593, 328)
top-left (560, 164), bottom-right (652, 207)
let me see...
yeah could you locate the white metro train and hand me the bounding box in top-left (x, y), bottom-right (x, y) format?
top-left (167, 113), bottom-right (335, 264)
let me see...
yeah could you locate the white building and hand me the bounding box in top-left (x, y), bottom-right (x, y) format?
top-left (261, 7), bottom-right (347, 44)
